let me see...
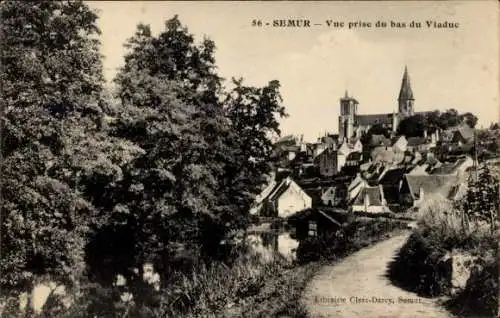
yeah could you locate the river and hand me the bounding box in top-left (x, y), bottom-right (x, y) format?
top-left (245, 229), bottom-right (300, 262)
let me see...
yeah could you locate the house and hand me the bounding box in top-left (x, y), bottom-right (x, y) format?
top-left (399, 174), bottom-right (459, 207)
top-left (342, 151), bottom-right (363, 176)
top-left (287, 208), bottom-right (346, 240)
top-left (351, 139), bottom-right (363, 153)
top-left (305, 143), bottom-right (316, 158)
top-left (370, 146), bottom-right (395, 164)
top-left (250, 172), bottom-right (278, 215)
top-left (314, 148), bottom-right (338, 177)
top-left (314, 143), bottom-right (329, 158)
top-left (379, 168), bottom-right (407, 205)
top-left (296, 162), bottom-right (318, 178)
top-left (345, 151), bottom-right (362, 167)
top-left (347, 173), bottom-right (368, 202)
top-left (275, 134), bottom-right (297, 147)
top-left (430, 155), bottom-right (474, 176)
top-left (321, 186), bottom-right (336, 206)
top-left (318, 134), bottom-right (339, 150)
top-left (406, 137), bottom-right (431, 152)
top-left (450, 125), bottom-right (474, 146)
top-left (303, 187), bottom-right (323, 207)
top-left (262, 177), bottom-right (312, 218)
top-left (351, 185), bottom-right (388, 213)
top-left (392, 135), bottom-right (408, 153)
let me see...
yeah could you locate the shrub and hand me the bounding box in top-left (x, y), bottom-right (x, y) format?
top-left (389, 196), bottom-right (498, 304)
top-left (387, 231), bottom-right (451, 297)
top-left (296, 218), bottom-right (406, 264)
top-left (446, 256), bottom-right (499, 317)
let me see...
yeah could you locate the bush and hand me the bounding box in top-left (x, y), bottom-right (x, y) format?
top-left (387, 231), bottom-right (451, 297)
top-left (446, 257), bottom-right (499, 317)
top-left (296, 218), bottom-right (407, 264)
top-left (389, 196), bottom-right (498, 303)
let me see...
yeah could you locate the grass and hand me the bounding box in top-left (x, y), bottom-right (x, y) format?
top-left (14, 217), bottom-right (410, 318)
top-left (296, 217), bottom-right (408, 264)
top-left (32, 245), bottom-right (317, 318)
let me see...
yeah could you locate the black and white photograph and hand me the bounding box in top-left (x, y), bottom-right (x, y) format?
top-left (0, 1), bottom-right (499, 317)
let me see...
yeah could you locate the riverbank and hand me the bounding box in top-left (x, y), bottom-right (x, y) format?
top-left (13, 217), bottom-right (411, 317)
top-left (222, 217), bottom-right (409, 318)
top-left (223, 260), bottom-right (322, 318)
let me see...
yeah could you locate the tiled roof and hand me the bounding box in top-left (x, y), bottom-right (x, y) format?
top-left (353, 186), bottom-right (384, 206)
top-left (371, 146), bottom-right (395, 162)
top-left (281, 145), bottom-right (300, 152)
top-left (391, 135), bottom-right (407, 147)
top-left (268, 178), bottom-right (292, 201)
top-left (320, 136), bottom-right (336, 145)
top-left (276, 135), bottom-right (296, 144)
top-left (407, 137), bottom-right (428, 146)
top-left (379, 168), bottom-right (406, 203)
top-left (380, 168), bottom-right (406, 185)
top-left (430, 162), bottom-right (458, 175)
top-left (348, 174), bottom-right (366, 191)
top-left (455, 126), bottom-right (474, 141)
top-left (346, 151), bottom-right (362, 161)
top-left (369, 134), bottom-right (392, 147)
top-left (360, 162), bottom-right (371, 171)
top-left (356, 113), bottom-right (395, 126)
top-left (404, 174), bottom-right (458, 199)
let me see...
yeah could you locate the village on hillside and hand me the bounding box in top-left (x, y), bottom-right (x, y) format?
top-left (251, 67), bottom-right (497, 227)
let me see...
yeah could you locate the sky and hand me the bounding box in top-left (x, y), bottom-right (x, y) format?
top-left (88, 1), bottom-right (499, 142)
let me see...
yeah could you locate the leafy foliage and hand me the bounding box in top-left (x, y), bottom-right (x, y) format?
top-left (397, 109), bottom-right (478, 138)
top-left (1, 6), bottom-right (288, 314)
top-left (86, 15), bottom-right (287, 304)
top-left (458, 163), bottom-right (499, 233)
top-left (0, 0), bottom-right (117, 294)
top-left (360, 123), bottom-right (391, 144)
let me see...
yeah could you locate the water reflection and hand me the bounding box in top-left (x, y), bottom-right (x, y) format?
top-left (246, 231), bottom-right (299, 262)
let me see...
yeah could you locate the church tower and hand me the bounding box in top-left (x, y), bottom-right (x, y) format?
top-left (398, 66), bottom-right (415, 117)
top-left (338, 90), bottom-right (358, 142)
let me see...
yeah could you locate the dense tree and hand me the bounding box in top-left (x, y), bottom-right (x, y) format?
top-left (360, 123), bottom-right (391, 144)
top-left (458, 163), bottom-right (499, 233)
top-left (222, 78), bottom-right (287, 223)
top-left (1, 7), bottom-right (288, 314)
top-left (461, 112), bottom-right (478, 129)
top-left (397, 109), bottom-right (478, 138)
top-left (87, 17), bottom-right (287, 303)
top-left (397, 114), bottom-right (428, 137)
top-left (0, 2), bottom-right (142, 314)
top-left (477, 127), bottom-right (500, 160)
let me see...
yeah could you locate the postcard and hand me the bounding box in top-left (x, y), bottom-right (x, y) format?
top-left (1, 1), bottom-right (498, 317)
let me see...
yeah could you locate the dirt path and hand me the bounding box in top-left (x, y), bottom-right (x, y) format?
top-left (301, 232), bottom-right (453, 318)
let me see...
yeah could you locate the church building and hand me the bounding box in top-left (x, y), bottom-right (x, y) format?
top-left (338, 66), bottom-right (417, 142)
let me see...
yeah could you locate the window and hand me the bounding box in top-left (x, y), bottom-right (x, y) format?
top-left (308, 221), bottom-right (317, 236)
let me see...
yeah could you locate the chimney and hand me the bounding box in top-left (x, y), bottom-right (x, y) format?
top-left (419, 187), bottom-right (424, 201)
top-left (379, 184), bottom-right (386, 205)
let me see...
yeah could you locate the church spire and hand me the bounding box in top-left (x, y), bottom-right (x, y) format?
top-left (398, 65), bottom-right (414, 101)
top-left (398, 66), bottom-right (415, 117)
